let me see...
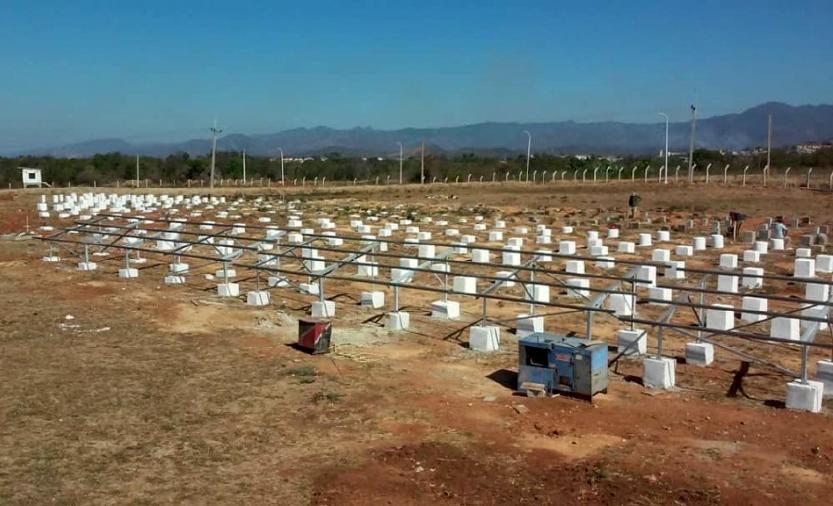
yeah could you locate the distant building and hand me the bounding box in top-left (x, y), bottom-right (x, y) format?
top-left (795, 142), bottom-right (832, 154)
top-left (20, 167), bottom-right (43, 188)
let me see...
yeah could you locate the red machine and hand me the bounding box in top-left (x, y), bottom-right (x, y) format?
top-left (297, 318), bottom-right (332, 354)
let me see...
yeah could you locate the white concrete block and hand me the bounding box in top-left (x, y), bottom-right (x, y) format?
top-left (453, 276), bottom-right (478, 295)
top-left (751, 241), bottom-right (768, 255)
top-left (693, 236), bottom-right (707, 251)
top-left (418, 244), bottom-right (436, 260)
top-left (246, 291), bottom-right (270, 306)
top-left (707, 304), bottom-right (734, 330)
top-left (77, 262), bottom-right (97, 271)
top-left (617, 329), bottom-right (647, 355)
top-left (561, 225), bottom-right (573, 234)
top-left (794, 258), bottom-right (816, 278)
top-left (617, 241), bottom-right (635, 254)
top-left (796, 248), bottom-right (812, 258)
top-left (719, 254), bottom-right (738, 269)
top-left (741, 267), bottom-right (764, 289)
top-left (742, 250), bottom-right (760, 263)
top-left (638, 233), bottom-right (652, 247)
top-left (566, 260), bottom-right (585, 274)
top-left (649, 287), bottom-right (672, 305)
top-left (42, 256), bottom-right (61, 262)
top-left (816, 360), bottom-right (833, 397)
top-left (607, 228), bottom-right (620, 239)
top-left (596, 256), bottom-right (615, 269)
top-left (386, 311), bottom-right (410, 330)
top-left (675, 245), bottom-right (693, 257)
top-left (607, 293), bottom-right (635, 316)
top-left (652, 249), bottom-right (671, 263)
top-left (164, 275), bottom-right (186, 285)
top-left (536, 235), bottom-right (552, 245)
top-left (472, 249), bottom-right (490, 263)
top-left (586, 230), bottom-right (599, 242)
top-left (805, 282), bottom-right (830, 302)
top-left (637, 265), bottom-right (656, 287)
top-left (488, 231), bottom-right (504, 241)
top-left (361, 291), bottom-right (385, 309)
top-left (507, 237), bottom-right (524, 248)
top-left (357, 262), bottom-right (379, 277)
top-left (217, 283), bottom-right (240, 297)
top-left (710, 234), bottom-right (724, 249)
top-left (118, 268), bottom-right (139, 279)
top-left (299, 282), bottom-right (320, 295)
top-left (771, 317), bottom-right (800, 341)
top-left (770, 238), bottom-right (785, 251)
top-left (469, 325), bottom-right (500, 352)
top-left (785, 380), bottom-right (824, 413)
top-left (717, 274), bottom-right (738, 293)
top-left (685, 342), bottom-right (714, 366)
top-left (559, 240), bottom-right (576, 255)
top-left (535, 249), bottom-right (553, 262)
top-left (666, 261), bottom-right (686, 280)
top-left (311, 300), bottom-right (336, 318)
top-left (643, 357), bottom-right (676, 389)
top-left (431, 300), bottom-right (460, 320)
top-left (816, 254), bottom-right (833, 273)
top-left (502, 251), bottom-right (521, 266)
top-left (400, 257), bottom-right (418, 268)
top-left (741, 296), bottom-right (768, 323)
top-left (495, 271), bottom-right (516, 288)
top-left (516, 314), bottom-right (544, 338)
top-left (523, 284), bottom-right (550, 303)
top-left (656, 230), bottom-right (671, 242)
top-left (566, 278), bottom-right (590, 298)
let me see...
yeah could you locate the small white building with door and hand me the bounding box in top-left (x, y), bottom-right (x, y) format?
top-left (20, 167), bottom-right (43, 188)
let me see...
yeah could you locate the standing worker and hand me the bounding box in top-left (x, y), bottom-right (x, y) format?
top-left (728, 211), bottom-right (747, 242)
top-left (628, 192), bottom-right (641, 219)
top-left (771, 217), bottom-right (789, 240)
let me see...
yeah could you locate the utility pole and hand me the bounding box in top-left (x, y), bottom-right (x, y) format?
top-left (135, 155), bottom-right (140, 187)
top-left (767, 114), bottom-right (772, 172)
top-left (658, 113), bottom-right (669, 184)
top-left (688, 105), bottom-right (696, 183)
top-left (242, 149), bottom-right (247, 184)
top-left (397, 141), bottom-right (404, 184)
top-left (210, 119), bottom-right (222, 190)
top-left (277, 147), bottom-right (285, 187)
top-left (420, 141), bottom-right (425, 184)
top-left (523, 130), bottom-right (532, 182)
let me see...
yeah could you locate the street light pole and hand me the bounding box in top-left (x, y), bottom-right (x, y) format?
top-left (420, 141), bottom-right (425, 184)
top-left (277, 147), bottom-right (285, 187)
top-left (658, 113), bottom-right (669, 184)
top-left (688, 105), bottom-right (696, 183)
top-left (523, 130), bottom-right (532, 182)
top-left (209, 119), bottom-right (222, 190)
top-left (397, 141), bottom-right (403, 184)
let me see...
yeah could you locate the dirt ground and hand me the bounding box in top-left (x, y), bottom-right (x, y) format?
top-left (1, 181), bottom-right (833, 505)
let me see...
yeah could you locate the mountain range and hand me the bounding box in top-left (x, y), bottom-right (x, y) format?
top-left (10, 102), bottom-right (833, 158)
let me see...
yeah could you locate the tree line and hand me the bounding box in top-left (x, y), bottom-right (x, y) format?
top-left (2, 147), bottom-right (832, 188)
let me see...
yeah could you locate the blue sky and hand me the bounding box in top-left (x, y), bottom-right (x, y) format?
top-left (1, 0), bottom-right (831, 151)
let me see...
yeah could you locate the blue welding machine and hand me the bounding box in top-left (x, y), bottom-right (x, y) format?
top-left (517, 333), bottom-right (608, 399)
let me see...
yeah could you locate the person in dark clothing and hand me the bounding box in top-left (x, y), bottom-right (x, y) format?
top-left (628, 193), bottom-right (641, 219)
top-left (728, 211), bottom-right (746, 241)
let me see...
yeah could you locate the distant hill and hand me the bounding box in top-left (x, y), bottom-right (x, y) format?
top-left (10, 102), bottom-right (833, 158)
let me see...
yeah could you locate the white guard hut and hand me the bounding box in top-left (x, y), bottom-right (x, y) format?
top-left (20, 167), bottom-right (43, 188)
